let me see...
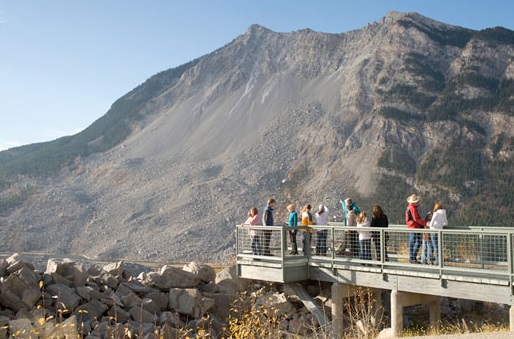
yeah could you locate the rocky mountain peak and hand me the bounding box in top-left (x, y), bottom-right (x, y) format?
top-left (1, 12), bottom-right (514, 263)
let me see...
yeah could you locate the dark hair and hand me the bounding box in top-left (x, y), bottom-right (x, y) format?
top-left (372, 205), bottom-right (384, 218)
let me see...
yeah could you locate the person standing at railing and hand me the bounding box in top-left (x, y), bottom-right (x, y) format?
top-left (421, 212), bottom-right (433, 264)
top-left (357, 212), bottom-right (372, 261)
top-left (301, 204), bottom-right (315, 256)
top-left (370, 205), bottom-right (389, 261)
top-left (406, 194), bottom-right (426, 264)
top-left (243, 207), bottom-right (262, 256)
top-left (314, 204), bottom-right (329, 256)
top-left (429, 202), bottom-right (448, 265)
top-left (262, 198), bottom-right (275, 256)
top-left (340, 198), bottom-right (360, 256)
top-left (287, 204), bottom-right (299, 255)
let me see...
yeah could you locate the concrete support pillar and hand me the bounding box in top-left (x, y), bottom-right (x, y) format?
top-left (429, 298), bottom-right (441, 331)
top-left (510, 305), bottom-right (514, 332)
top-left (331, 283), bottom-right (344, 338)
top-left (371, 288), bottom-right (382, 327)
top-left (391, 290), bottom-right (403, 337)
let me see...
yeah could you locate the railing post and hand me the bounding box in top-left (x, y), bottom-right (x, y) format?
top-left (439, 229), bottom-right (443, 268)
top-left (509, 231), bottom-right (513, 299)
top-left (236, 226), bottom-right (240, 257)
top-left (381, 228), bottom-right (385, 264)
top-left (281, 226), bottom-right (286, 262)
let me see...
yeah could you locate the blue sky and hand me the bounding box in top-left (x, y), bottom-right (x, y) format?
top-left (1, 1), bottom-right (513, 151)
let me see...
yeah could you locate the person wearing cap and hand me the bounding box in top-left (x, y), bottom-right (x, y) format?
top-left (406, 194), bottom-right (426, 264)
top-left (314, 204), bottom-right (329, 255)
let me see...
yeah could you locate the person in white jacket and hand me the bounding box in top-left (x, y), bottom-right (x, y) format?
top-left (314, 205), bottom-right (329, 255)
top-left (429, 202), bottom-right (448, 265)
top-left (357, 212), bottom-right (372, 261)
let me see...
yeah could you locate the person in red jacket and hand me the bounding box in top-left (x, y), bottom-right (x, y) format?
top-left (406, 194), bottom-right (426, 264)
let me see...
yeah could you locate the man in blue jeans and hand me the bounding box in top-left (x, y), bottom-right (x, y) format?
top-left (405, 194), bottom-right (426, 264)
top-left (262, 198), bottom-right (275, 256)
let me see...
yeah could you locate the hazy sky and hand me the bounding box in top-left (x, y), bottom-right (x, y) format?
top-left (1, 0), bottom-right (513, 151)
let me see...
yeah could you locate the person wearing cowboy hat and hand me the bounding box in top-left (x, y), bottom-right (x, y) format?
top-left (406, 194), bottom-right (426, 264)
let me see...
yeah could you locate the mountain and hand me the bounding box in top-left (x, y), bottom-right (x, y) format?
top-left (1, 12), bottom-right (514, 262)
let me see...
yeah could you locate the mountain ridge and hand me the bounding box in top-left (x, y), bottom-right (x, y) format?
top-left (1, 12), bottom-right (514, 262)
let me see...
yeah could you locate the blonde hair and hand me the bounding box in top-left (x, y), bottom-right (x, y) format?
top-left (287, 204), bottom-right (295, 211)
top-left (356, 212), bottom-right (367, 223)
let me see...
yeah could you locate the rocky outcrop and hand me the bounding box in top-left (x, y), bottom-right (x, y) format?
top-left (0, 254), bottom-right (342, 338)
top-left (0, 253), bottom-right (509, 337)
top-left (0, 254), bottom-right (253, 338)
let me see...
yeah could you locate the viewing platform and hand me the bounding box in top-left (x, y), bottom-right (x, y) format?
top-left (236, 224), bottom-right (514, 336)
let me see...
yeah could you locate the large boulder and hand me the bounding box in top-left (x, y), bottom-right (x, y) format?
top-left (256, 292), bottom-right (295, 317)
top-left (183, 261), bottom-right (216, 283)
top-left (46, 259), bottom-right (88, 287)
top-left (45, 283), bottom-right (82, 311)
top-left (169, 288), bottom-right (215, 319)
top-left (74, 299), bottom-right (109, 322)
top-left (143, 266), bottom-right (202, 290)
top-left (215, 266), bottom-right (249, 294)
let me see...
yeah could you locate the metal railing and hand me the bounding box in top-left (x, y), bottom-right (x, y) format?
top-left (236, 224), bottom-right (514, 284)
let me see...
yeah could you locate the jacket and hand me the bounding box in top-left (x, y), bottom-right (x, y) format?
top-left (262, 205), bottom-right (274, 226)
top-left (243, 213), bottom-right (261, 236)
top-left (288, 211), bottom-right (298, 227)
top-left (342, 202), bottom-right (361, 226)
top-left (314, 206), bottom-right (329, 226)
top-left (301, 211), bottom-right (314, 233)
top-left (430, 209), bottom-right (447, 229)
top-left (405, 203), bottom-right (426, 229)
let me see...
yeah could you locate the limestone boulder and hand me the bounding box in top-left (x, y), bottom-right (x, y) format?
top-left (129, 305), bottom-right (156, 323)
top-left (45, 283), bottom-right (82, 311)
top-left (215, 265), bottom-right (249, 294)
top-left (74, 299), bottom-right (109, 322)
top-left (169, 288), bottom-right (214, 319)
top-left (183, 261), bottom-right (216, 283)
top-left (256, 292), bottom-right (295, 317)
top-left (143, 266), bottom-right (202, 290)
top-left (46, 259), bottom-right (88, 287)
top-left (6, 253), bottom-right (34, 274)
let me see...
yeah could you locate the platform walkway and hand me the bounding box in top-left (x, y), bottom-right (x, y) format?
top-left (235, 224), bottom-right (514, 336)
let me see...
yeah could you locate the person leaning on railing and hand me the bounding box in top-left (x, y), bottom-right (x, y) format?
top-left (370, 205), bottom-right (389, 261)
top-left (428, 202), bottom-right (448, 265)
top-left (406, 194), bottom-right (426, 264)
top-left (262, 198), bottom-right (275, 256)
top-left (301, 204), bottom-right (315, 256)
top-left (314, 204), bottom-right (329, 256)
top-left (287, 204), bottom-right (299, 255)
top-left (243, 207), bottom-right (262, 256)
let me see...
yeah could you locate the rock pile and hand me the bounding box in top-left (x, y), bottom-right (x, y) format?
top-left (0, 253), bottom-right (333, 338)
top-left (0, 253), bottom-right (255, 338)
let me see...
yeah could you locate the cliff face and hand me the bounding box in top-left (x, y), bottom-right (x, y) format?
top-left (2, 12), bottom-right (514, 262)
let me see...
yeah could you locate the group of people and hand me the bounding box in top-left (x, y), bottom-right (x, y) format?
top-left (286, 203), bottom-right (330, 256)
top-left (243, 199), bottom-right (275, 256)
top-left (337, 198), bottom-right (390, 261)
top-left (242, 197), bottom-right (391, 261)
top-left (406, 194), bottom-right (448, 264)
top-left (242, 194), bottom-right (448, 263)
